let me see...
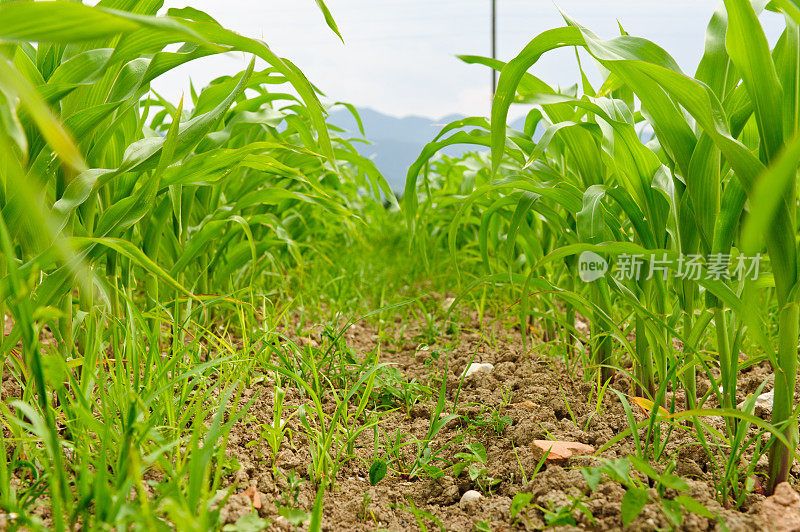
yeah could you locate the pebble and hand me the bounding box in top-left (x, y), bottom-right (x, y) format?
top-left (532, 439), bottom-right (595, 462)
top-left (462, 363), bottom-right (494, 378)
top-left (459, 490), bottom-right (483, 509)
top-left (738, 389), bottom-right (774, 416)
top-left (442, 297), bottom-right (456, 311)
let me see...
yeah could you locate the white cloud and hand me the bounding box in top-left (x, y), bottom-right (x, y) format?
top-left (154, 0), bottom-right (782, 118)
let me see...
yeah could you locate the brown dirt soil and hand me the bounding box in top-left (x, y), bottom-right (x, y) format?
top-left (214, 312), bottom-right (783, 531)
top-left (1, 310), bottom-right (792, 531)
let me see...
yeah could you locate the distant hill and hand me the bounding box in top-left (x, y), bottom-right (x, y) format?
top-left (328, 107), bottom-right (526, 193)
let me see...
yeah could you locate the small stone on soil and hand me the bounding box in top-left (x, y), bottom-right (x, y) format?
top-left (532, 440), bottom-right (595, 462)
top-left (462, 363), bottom-right (494, 378)
top-left (242, 486), bottom-right (261, 509)
top-left (738, 389), bottom-right (774, 417)
top-left (459, 490), bottom-right (483, 509)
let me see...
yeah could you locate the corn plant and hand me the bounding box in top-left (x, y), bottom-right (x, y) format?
top-left (485, 0), bottom-right (800, 495)
top-left (401, 0), bottom-right (800, 500)
top-left (0, 0), bottom-right (396, 527)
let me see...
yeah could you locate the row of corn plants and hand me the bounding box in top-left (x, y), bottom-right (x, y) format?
top-left (406, 0), bottom-right (800, 503)
top-left (0, 0), bottom-right (396, 528)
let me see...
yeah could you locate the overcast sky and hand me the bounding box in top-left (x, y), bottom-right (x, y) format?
top-left (155, 1), bottom-right (782, 119)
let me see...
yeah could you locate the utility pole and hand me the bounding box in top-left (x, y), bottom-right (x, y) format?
top-left (491, 0), bottom-right (497, 97)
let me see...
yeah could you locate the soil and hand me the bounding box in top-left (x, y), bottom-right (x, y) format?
top-left (213, 311), bottom-right (783, 532)
top-left (1, 308), bottom-right (792, 531)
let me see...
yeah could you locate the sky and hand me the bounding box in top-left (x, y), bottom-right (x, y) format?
top-left (154, 1), bottom-right (783, 120)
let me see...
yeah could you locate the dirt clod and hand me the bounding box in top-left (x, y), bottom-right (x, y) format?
top-left (761, 482), bottom-right (800, 531)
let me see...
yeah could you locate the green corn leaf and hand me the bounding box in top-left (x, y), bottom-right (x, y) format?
top-left (313, 0), bottom-right (343, 42)
top-left (724, 0), bottom-right (784, 163)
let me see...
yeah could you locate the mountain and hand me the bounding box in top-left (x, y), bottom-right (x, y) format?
top-left (328, 107), bottom-right (526, 193)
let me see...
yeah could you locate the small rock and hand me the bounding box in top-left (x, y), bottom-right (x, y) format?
top-left (242, 485), bottom-right (262, 509)
top-left (761, 482), bottom-right (800, 531)
top-left (462, 363), bottom-right (494, 378)
top-left (738, 390), bottom-right (774, 417)
top-left (532, 440), bottom-right (595, 463)
top-left (460, 489), bottom-right (483, 509)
